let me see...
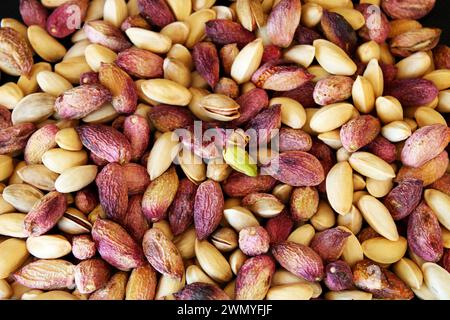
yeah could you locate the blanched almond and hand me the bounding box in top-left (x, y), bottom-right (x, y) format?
top-left (309, 103), bottom-right (354, 133)
top-left (126, 28), bottom-right (172, 54)
top-left (231, 38), bottom-right (263, 84)
top-left (326, 161), bottom-right (353, 215)
top-left (313, 39), bottom-right (357, 76)
top-left (362, 236), bottom-right (407, 264)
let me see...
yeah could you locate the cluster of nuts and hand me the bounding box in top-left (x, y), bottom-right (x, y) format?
top-left (0, 0), bottom-right (449, 300)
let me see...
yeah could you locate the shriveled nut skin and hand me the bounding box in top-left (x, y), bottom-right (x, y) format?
top-left (246, 105), bottom-right (281, 146)
top-left (137, 0), bottom-right (175, 28)
top-left (193, 42), bottom-right (220, 88)
top-left (223, 172), bottom-right (277, 198)
top-left (235, 255), bottom-right (275, 300)
top-left (309, 140), bottom-right (336, 193)
top-left (75, 187), bottom-right (98, 214)
top-left (123, 163), bottom-right (150, 195)
top-left (385, 79), bottom-right (439, 108)
top-left (126, 264), bottom-right (157, 300)
top-left (313, 76), bottom-right (354, 106)
top-left (89, 272), bottom-right (128, 300)
top-left (266, 0), bottom-right (301, 48)
top-left (264, 210), bottom-right (294, 244)
top-left (340, 115), bottom-right (381, 153)
top-left (194, 180), bottom-right (224, 240)
top-left (320, 10), bottom-right (357, 53)
top-left (238, 226), bottom-right (270, 256)
top-left (123, 115), bottom-right (151, 161)
top-left (310, 228), bottom-right (352, 262)
top-left (279, 81), bottom-right (317, 108)
top-left (290, 186), bottom-right (319, 222)
top-left (430, 174), bottom-right (450, 196)
top-left (364, 136), bottom-right (397, 164)
top-left (168, 178), bottom-right (197, 236)
top-left (122, 194), bottom-right (149, 242)
top-left (72, 235), bottom-right (96, 260)
top-left (231, 88), bottom-right (268, 127)
top-left (206, 19), bottom-right (255, 48)
top-left (0, 106), bottom-right (12, 130)
top-left (116, 47), bottom-right (163, 79)
top-left (407, 202), bottom-right (443, 263)
top-left (74, 258), bottom-right (111, 294)
top-left (149, 105), bottom-right (195, 133)
top-left (92, 219), bottom-right (146, 271)
top-left (0, 123), bottom-right (36, 155)
top-left (0, 27), bottom-right (33, 77)
top-left (271, 241), bottom-right (324, 282)
top-left (353, 259), bottom-right (414, 300)
top-left (279, 128), bottom-right (312, 153)
top-left (384, 179), bottom-right (423, 221)
top-left (19, 0), bottom-right (48, 28)
top-left (174, 283), bottom-right (230, 301)
top-left (433, 45), bottom-right (450, 69)
top-left (324, 260), bottom-right (354, 291)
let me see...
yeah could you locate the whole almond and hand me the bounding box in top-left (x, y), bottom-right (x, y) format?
top-left (92, 218), bottom-right (145, 271)
top-left (272, 241), bottom-right (324, 282)
top-left (12, 93), bottom-right (56, 125)
top-left (24, 191), bottom-right (67, 237)
top-left (42, 148), bottom-right (88, 174)
top-left (0, 27), bottom-right (33, 76)
top-left (141, 79), bottom-right (192, 106)
top-left (0, 213), bottom-right (27, 238)
top-left (326, 161), bottom-right (353, 215)
top-left (362, 236), bottom-right (407, 264)
top-left (349, 151), bottom-right (395, 181)
top-left (142, 228), bottom-right (184, 281)
top-left (36, 71), bottom-right (73, 97)
top-left (77, 124), bottom-right (132, 164)
top-left (235, 255), bottom-right (275, 300)
top-left (309, 103), bottom-right (354, 133)
top-left (407, 202), bottom-right (443, 263)
top-left (84, 20), bottom-right (132, 52)
top-left (123, 163), bottom-right (150, 195)
top-left (27, 25), bottom-right (67, 62)
top-left (14, 259), bottom-right (74, 290)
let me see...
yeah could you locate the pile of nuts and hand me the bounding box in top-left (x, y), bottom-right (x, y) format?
top-left (0, 0), bottom-right (449, 300)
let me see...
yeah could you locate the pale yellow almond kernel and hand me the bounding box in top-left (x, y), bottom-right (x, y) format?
top-left (9, 161), bottom-right (27, 185)
top-left (103, 0), bottom-right (128, 28)
top-left (337, 205), bottom-right (363, 235)
top-left (82, 102), bottom-right (118, 124)
top-left (168, 44), bottom-right (194, 71)
top-left (329, 8), bottom-right (365, 30)
top-left (223, 206), bottom-right (259, 232)
top-left (283, 45), bottom-right (316, 68)
top-left (357, 195), bottom-right (399, 241)
top-left (26, 235), bottom-right (71, 259)
top-left (306, 65), bottom-right (330, 82)
top-left (424, 189), bottom-right (450, 230)
top-left (393, 258), bottom-right (423, 290)
top-left (126, 0), bottom-right (139, 16)
top-left (55, 56), bottom-right (93, 84)
top-left (266, 283), bottom-right (313, 300)
top-left (167, 0), bottom-right (192, 21)
top-left (42, 149), bottom-right (88, 174)
top-left (229, 249), bottom-right (247, 275)
top-left (362, 236), bottom-right (407, 264)
top-left (305, 0), bottom-right (352, 10)
top-left (337, 148), bottom-right (351, 162)
top-left (141, 79), bottom-right (192, 106)
top-left (190, 71), bottom-right (209, 89)
top-left (36, 71), bottom-right (73, 97)
top-left (338, 226), bottom-right (364, 267)
top-left (301, 108), bottom-right (318, 135)
top-left (352, 76), bottom-right (375, 113)
top-left (381, 120), bottom-right (412, 142)
top-left (318, 130), bottom-right (342, 149)
top-left (27, 26), bottom-right (67, 63)
top-left (55, 165), bottom-right (98, 193)
top-left (86, 0), bottom-right (106, 21)
top-left (212, 6), bottom-right (234, 20)
top-left (195, 239), bottom-right (232, 283)
top-left (152, 221), bottom-right (174, 241)
top-left (161, 22), bottom-right (190, 45)
top-left (18, 62), bottom-right (52, 96)
top-left (412, 283), bottom-right (438, 300)
top-left (414, 107), bottom-right (446, 127)
top-left (0, 213), bottom-right (27, 238)
top-left (126, 28), bottom-right (172, 54)
top-left (309, 103), bottom-right (354, 133)
top-left (396, 52), bottom-right (431, 80)
top-left (223, 280), bottom-right (235, 299)
top-left (0, 194), bottom-right (15, 214)
top-left (379, 42), bottom-right (395, 65)
top-left (326, 161), bottom-right (354, 215)
top-left (436, 90), bottom-right (450, 113)
top-left (85, 44), bottom-right (117, 72)
top-left (423, 69), bottom-right (450, 91)
top-left (424, 50), bottom-right (435, 74)
top-left (375, 96), bottom-right (403, 124)
top-left (0, 82), bottom-right (24, 110)
top-left (287, 224), bottom-right (316, 246)
top-left (325, 290), bottom-right (372, 300)
top-left (388, 19), bottom-right (422, 38)
top-left (363, 59), bottom-right (384, 98)
top-left (41, 0), bottom-right (71, 8)
top-left (349, 152), bottom-right (395, 181)
top-left (422, 262), bottom-right (450, 300)
top-left (155, 274), bottom-right (185, 300)
top-left (0, 238), bottom-right (29, 279)
top-left (301, 2), bottom-right (323, 28)
top-left (147, 132), bottom-right (181, 181)
top-left (313, 39), bottom-right (357, 76)
top-left (21, 290), bottom-right (44, 300)
top-left (63, 40), bottom-right (91, 61)
top-left (366, 177), bottom-right (393, 198)
top-left (352, 174), bottom-right (366, 191)
top-left (35, 291), bottom-right (78, 300)
top-left (231, 38), bottom-right (264, 84)
top-left (173, 227), bottom-right (196, 260)
top-left (17, 164), bottom-right (59, 191)
top-left (408, 247), bottom-right (427, 269)
top-left (163, 58), bottom-right (192, 88)
top-left (185, 9), bottom-right (216, 48)
top-left (186, 265), bottom-right (216, 286)
top-left (270, 270), bottom-right (322, 298)
top-left (12, 93), bottom-right (56, 125)
top-left (356, 41), bottom-right (380, 64)
top-left (55, 128), bottom-right (82, 151)
top-left (310, 201), bottom-right (335, 231)
top-left (0, 155), bottom-right (13, 182)
top-left (0, 279), bottom-right (12, 299)
top-left (71, 29), bottom-right (87, 43)
top-left (441, 227), bottom-right (450, 249)
top-left (270, 97), bottom-right (306, 129)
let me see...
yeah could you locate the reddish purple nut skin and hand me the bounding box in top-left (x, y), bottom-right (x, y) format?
top-left (364, 136), bottom-right (397, 164)
top-left (72, 235), bottom-right (96, 260)
top-left (385, 79), bottom-right (439, 108)
top-left (123, 115), bottom-right (151, 161)
top-left (235, 255), bottom-right (276, 300)
top-left (310, 228), bottom-right (352, 262)
top-left (324, 260), bottom-right (354, 291)
top-left (231, 88), bottom-right (269, 127)
top-left (238, 226), bottom-right (270, 256)
top-left (193, 180), bottom-right (224, 240)
top-left (46, 0), bottom-right (89, 38)
top-left (279, 128), bottom-right (312, 152)
top-left (174, 283), bottom-right (230, 300)
top-left (265, 210), bottom-right (294, 244)
top-left (19, 0), bottom-right (48, 29)
top-left (122, 194), bottom-right (149, 242)
top-left (384, 179), bottom-right (423, 221)
top-left (137, 0), bottom-right (175, 28)
top-left (168, 179), bottom-right (198, 236)
top-left (192, 42), bottom-right (220, 88)
top-left (246, 105), bottom-right (282, 146)
top-left (278, 81), bottom-right (317, 108)
top-left (222, 172), bottom-right (278, 197)
top-left (123, 163), bottom-right (150, 195)
top-left (205, 19), bottom-right (256, 48)
top-left (407, 202), bottom-right (443, 262)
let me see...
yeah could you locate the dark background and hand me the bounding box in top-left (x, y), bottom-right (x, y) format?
top-left (0, 0), bottom-right (448, 85)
